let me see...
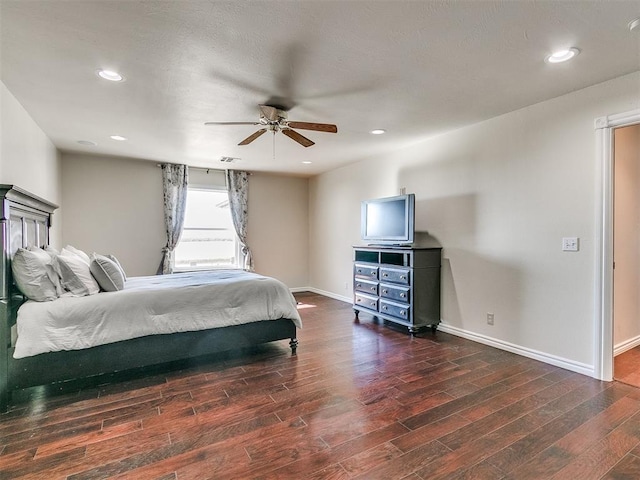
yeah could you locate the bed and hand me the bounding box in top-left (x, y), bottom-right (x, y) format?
top-left (0, 184), bottom-right (300, 412)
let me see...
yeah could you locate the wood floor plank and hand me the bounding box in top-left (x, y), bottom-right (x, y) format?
top-left (502, 395), bottom-right (640, 479)
top-left (350, 440), bottom-right (451, 480)
top-left (3, 293), bottom-right (640, 479)
top-left (549, 411), bottom-right (640, 480)
top-left (254, 422), bottom-right (410, 479)
top-left (484, 384), bottom-right (632, 474)
top-left (602, 453), bottom-right (640, 479)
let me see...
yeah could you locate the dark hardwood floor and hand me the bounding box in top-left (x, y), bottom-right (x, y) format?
top-left (615, 346), bottom-right (640, 389)
top-left (3, 292), bottom-right (640, 479)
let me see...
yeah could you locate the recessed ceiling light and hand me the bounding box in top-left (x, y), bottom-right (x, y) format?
top-left (302, 161), bottom-right (312, 164)
top-left (97, 69), bottom-right (124, 82)
top-left (110, 135), bottom-right (127, 141)
top-left (545, 48), bottom-right (580, 64)
top-left (629, 17), bottom-right (640, 32)
top-left (370, 129), bottom-right (386, 135)
top-left (77, 140), bottom-right (97, 146)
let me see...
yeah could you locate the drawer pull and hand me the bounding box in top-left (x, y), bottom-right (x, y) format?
top-left (382, 305), bottom-right (387, 310)
top-left (370, 302), bottom-right (376, 307)
top-left (357, 269), bottom-right (362, 274)
top-left (382, 289), bottom-right (388, 294)
top-left (400, 293), bottom-right (406, 298)
top-left (400, 310), bottom-right (406, 315)
top-left (356, 298), bottom-right (361, 303)
top-left (370, 271), bottom-right (376, 275)
top-left (370, 286), bottom-right (376, 291)
top-left (382, 273), bottom-right (388, 277)
top-left (400, 275), bottom-right (406, 280)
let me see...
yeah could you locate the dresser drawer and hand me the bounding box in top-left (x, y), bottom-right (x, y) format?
top-left (354, 293), bottom-right (378, 312)
top-left (380, 300), bottom-right (410, 321)
top-left (354, 278), bottom-right (378, 295)
top-left (379, 267), bottom-right (410, 285)
top-left (354, 264), bottom-right (378, 280)
top-left (379, 283), bottom-right (410, 303)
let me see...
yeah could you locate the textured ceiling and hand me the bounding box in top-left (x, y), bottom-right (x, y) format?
top-left (1, 1), bottom-right (639, 176)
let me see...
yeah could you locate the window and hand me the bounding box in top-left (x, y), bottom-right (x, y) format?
top-left (174, 188), bottom-right (239, 271)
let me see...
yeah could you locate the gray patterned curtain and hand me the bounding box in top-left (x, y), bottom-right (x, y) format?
top-left (157, 163), bottom-right (188, 274)
top-left (226, 169), bottom-right (252, 271)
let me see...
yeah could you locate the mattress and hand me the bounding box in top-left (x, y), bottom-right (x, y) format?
top-left (14, 269), bottom-right (302, 358)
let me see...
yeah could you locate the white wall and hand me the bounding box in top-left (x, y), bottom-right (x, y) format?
top-left (309, 71), bottom-right (640, 374)
top-left (614, 124), bottom-right (640, 349)
top-left (246, 173), bottom-right (309, 288)
top-left (0, 82), bottom-right (62, 245)
top-left (61, 153), bottom-right (165, 276)
top-left (61, 154), bottom-right (309, 286)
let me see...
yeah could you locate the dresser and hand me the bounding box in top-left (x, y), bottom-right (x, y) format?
top-left (353, 246), bottom-right (441, 334)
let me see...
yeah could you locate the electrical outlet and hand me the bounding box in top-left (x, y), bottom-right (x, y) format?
top-left (562, 237), bottom-right (579, 252)
top-left (487, 313), bottom-right (494, 325)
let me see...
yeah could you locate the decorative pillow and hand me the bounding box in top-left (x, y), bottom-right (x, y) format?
top-left (45, 246), bottom-right (64, 284)
top-left (11, 248), bottom-right (58, 301)
top-left (90, 253), bottom-right (125, 292)
top-left (105, 254), bottom-right (127, 281)
top-left (28, 246), bottom-right (64, 296)
top-left (57, 252), bottom-right (100, 296)
top-left (61, 245), bottom-right (91, 265)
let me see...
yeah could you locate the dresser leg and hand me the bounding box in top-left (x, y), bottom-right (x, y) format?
top-left (353, 309), bottom-right (360, 323)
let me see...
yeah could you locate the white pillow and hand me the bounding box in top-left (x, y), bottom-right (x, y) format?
top-left (57, 252), bottom-right (100, 296)
top-left (28, 246), bottom-right (64, 296)
top-left (61, 245), bottom-right (91, 265)
top-left (106, 254), bottom-right (127, 280)
top-left (11, 248), bottom-right (58, 301)
top-left (90, 253), bottom-right (125, 292)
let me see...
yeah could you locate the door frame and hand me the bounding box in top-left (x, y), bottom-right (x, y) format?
top-left (595, 108), bottom-right (640, 381)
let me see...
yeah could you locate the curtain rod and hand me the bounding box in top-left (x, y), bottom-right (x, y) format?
top-left (155, 164), bottom-right (251, 174)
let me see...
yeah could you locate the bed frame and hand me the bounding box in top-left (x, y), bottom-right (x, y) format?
top-left (0, 184), bottom-right (298, 412)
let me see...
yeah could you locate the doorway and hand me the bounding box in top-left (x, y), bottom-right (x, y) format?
top-left (613, 124), bottom-right (640, 387)
top-left (594, 109), bottom-right (640, 382)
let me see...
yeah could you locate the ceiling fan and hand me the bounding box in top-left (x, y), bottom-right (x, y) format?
top-left (205, 104), bottom-right (338, 147)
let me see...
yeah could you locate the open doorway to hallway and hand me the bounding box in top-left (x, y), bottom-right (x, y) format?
top-left (613, 123), bottom-right (640, 387)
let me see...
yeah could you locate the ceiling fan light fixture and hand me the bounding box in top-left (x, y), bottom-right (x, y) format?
top-left (370, 129), bottom-right (386, 135)
top-left (545, 47), bottom-right (580, 64)
top-left (302, 161), bottom-right (312, 164)
top-left (97, 69), bottom-right (124, 82)
top-left (110, 135), bottom-right (127, 141)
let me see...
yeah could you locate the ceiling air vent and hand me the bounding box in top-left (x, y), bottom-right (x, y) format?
top-left (219, 156), bottom-right (240, 163)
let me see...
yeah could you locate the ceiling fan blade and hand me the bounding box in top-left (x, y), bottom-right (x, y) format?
top-left (204, 121), bottom-right (260, 126)
top-left (259, 105), bottom-right (280, 121)
top-left (287, 121), bottom-right (337, 133)
top-left (282, 128), bottom-right (315, 147)
top-left (238, 129), bottom-right (267, 145)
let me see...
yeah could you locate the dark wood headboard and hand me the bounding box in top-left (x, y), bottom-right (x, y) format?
top-left (0, 184), bottom-right (58, 308)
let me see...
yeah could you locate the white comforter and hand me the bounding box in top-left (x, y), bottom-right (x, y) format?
top-left (14, 270), bottom-right (302, 359)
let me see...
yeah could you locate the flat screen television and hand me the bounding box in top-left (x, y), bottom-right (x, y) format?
top-left (361, 193), bottom-right (415, 245)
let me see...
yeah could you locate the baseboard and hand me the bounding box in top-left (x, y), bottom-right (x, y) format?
top-left (437, 323), bottom-right (595, 378)
top-left (289, 287), bottom-right (310, 294)
top-left (614, 334), bottom-right (640, 356)
top-left (291, 287), bottom-right (351, 304)
top-left (290, 289), bottom-right (596, 378)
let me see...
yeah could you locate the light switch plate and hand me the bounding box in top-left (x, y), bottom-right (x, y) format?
top-left (562, 237), bottom-right (579, 252)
